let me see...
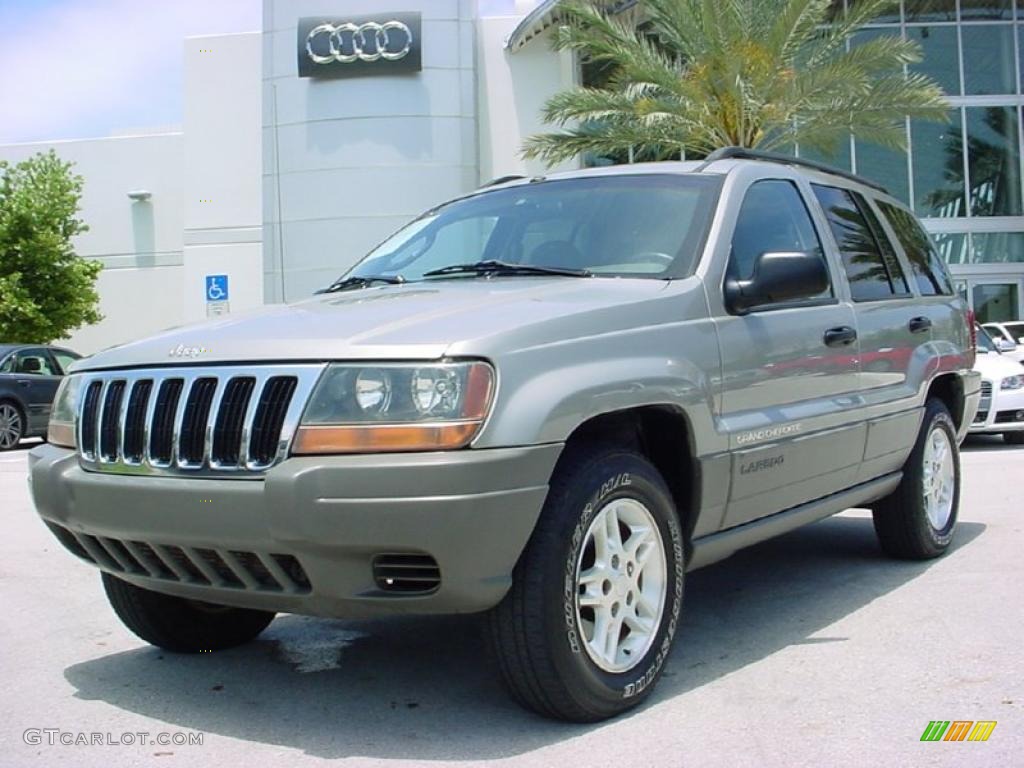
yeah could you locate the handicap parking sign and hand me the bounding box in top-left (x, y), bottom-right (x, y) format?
top-left (205, 275), bottom-right (229, 302)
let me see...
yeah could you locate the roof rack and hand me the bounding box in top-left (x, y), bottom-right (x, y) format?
top-left (480, 174), bottom-right (527, 189)
top-left (696, 146), bottom-right (889, 194)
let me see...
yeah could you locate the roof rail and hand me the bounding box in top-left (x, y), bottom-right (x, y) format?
top-left (696, 146), bottom-right (889, 194)
top-left (480, 174), bottom-right (527, 189)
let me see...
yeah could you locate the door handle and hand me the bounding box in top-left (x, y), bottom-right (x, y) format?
top-left (908, 316), bottom-right (932, 334)
top-left (16, 379), bottom-right (30, 387)
top-left (824, 326), bottom-right (858, 347)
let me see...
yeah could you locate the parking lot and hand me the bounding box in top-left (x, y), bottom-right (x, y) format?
top-left (1, 437), bottom-right (1021, 768)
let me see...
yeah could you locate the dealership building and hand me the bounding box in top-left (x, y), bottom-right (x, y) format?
top-left (1, 0), bottom-right (1023, 353)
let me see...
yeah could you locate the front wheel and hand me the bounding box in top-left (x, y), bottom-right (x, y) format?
top-left (872, 398), bottom-right (960, 559)
top-left (487, 445), bottom-right (685, 722)
top-left (102, 573), bottom-right (275, 652)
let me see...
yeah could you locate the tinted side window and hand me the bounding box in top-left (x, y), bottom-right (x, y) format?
top-left (729, 179), bottom-right (831, 299)
top-left (812, 184), bottom-right (901, 302)
top-left (859, 196), bottom-right (910, 295)
top-left (878, 202), bottom-right (955, 295)
top-left (13, 349), bottom-right (58, 376)
top-left (52, 350), bottom-right (80, 374)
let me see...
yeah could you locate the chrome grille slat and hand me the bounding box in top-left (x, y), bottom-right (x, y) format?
top-left (122, 380), bottom-right (153, 464)
top-left (74, 364), bottom-right (324, 479)
top-left (178, 377), bottom-right (218, 467)
top-left (212, 377), bottom-right (256, 467)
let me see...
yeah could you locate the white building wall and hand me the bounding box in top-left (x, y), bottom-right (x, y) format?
top-left (477, 18), bottom-right (578, 183)
top-left (262, 0), bottom-right (479, 301)
top-left (181, 32), bottom-right (263, 323)
top-left (0, 133), bottom-right (185, 354)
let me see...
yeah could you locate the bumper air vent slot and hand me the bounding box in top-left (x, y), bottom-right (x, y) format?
top-left (372, 553), bottom-right (441, 594)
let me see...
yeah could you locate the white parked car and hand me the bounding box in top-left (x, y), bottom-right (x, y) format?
top-left (971, 327), bottom-right (1024, 444)
top-left (982, 321), bottom-right (1024, 364)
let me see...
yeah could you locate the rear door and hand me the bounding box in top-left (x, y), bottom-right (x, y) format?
top-left (713, 176), bottom-right (864, 528)
top-left (810, 186), bottom-right (930, 482)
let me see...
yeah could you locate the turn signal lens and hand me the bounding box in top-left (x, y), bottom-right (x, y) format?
top-left (293, 422), bottom-right (482, 454)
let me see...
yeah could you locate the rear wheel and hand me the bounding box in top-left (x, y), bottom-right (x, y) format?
top-left (872, 398), bottom-right (960, 559)
top-left (1003, 431), bottom-right (1024, 445)
top-left (487, 445), bottom-right (685, 722)
top-left (0, 402), bottom-right (24, 451)
top-left (102, 573), bottom-right (275, 652)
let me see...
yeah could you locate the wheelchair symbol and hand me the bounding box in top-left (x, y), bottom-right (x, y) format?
top-left (205, 275), bottom-right (228, 302)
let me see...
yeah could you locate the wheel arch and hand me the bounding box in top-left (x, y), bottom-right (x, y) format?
top-left (925, 373), bottom-right (966, 433)
top-left (559, 405), bottom-right (700, 555)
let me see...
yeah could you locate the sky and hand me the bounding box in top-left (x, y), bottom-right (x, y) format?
top-left (0, 0), bottom-right (541, 145)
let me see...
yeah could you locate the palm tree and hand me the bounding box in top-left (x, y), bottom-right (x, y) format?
top-left (524, 0), bottom-right (949, 165)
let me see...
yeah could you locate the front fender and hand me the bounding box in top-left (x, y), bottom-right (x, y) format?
top-left (473, 319), bottom-right (721, 450)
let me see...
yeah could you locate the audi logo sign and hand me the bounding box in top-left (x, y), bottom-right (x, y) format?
top-left (297, 12), bottom-right (422, 78)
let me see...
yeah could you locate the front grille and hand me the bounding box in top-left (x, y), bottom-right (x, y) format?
top-left (76, 365), bottom-right (323, 477)
top-left (372, 553), bottom-right (441, 594)
top-left (45, 521), bottom-right (312, 594)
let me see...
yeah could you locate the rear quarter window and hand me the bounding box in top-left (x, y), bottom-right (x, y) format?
top-left (877, 202), bottom-right (955, 296)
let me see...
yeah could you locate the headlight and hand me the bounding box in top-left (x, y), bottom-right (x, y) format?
top-left (1001, 375), bottom-right (1024, 391)
top-left (293, 361), bottom-right (495, 454)
top-left (47, 375), bottom-right (83, 448)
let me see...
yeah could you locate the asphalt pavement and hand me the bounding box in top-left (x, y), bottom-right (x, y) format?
top-left (1, 436), bottom-right (1021, 767)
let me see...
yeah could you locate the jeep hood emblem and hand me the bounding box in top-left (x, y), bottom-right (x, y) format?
top-left (167, 344), bottom-right (209, 359)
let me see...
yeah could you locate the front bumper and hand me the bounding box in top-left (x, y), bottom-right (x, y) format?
top-left (29, 442), bottom-right (562, 618)
top-left (969, 383), bottom-right (1024, 434)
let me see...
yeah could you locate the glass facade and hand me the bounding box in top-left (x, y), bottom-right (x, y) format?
top-left (797, 1), bottom-right (1024, 320)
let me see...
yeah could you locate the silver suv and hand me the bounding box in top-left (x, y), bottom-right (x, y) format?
top-left (30, 148), bottom-right (981, 722)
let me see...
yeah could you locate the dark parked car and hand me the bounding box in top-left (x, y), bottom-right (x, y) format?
top-left (0, 344), bottom-right (81, 450)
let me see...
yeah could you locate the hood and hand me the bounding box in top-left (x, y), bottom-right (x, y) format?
top-left (974, 349), bottom-right (1024, 380)
top-left (75, 277), bottom-right (678, 371)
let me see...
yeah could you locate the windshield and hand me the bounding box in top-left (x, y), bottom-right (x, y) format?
top-left (345, 175), bottom-right (721, 282)
top-left (1002, 322), bottom-right (1024, 343)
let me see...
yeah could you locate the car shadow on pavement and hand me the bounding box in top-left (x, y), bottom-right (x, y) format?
top-left (63, 515), bottom-right (984, 761)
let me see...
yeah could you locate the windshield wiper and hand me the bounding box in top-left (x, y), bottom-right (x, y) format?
top-left (423, 260), bottom-right (591, 279)
top-left (318, 274), bottom-right (406, 294)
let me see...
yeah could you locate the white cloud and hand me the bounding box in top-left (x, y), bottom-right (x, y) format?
top-left (0, 0), bottom-right (261, 143)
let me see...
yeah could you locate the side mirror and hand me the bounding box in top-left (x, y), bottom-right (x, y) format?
top-left (725, 251), bottom-right (830, 315)
top-left (996, 337), bottom-right (1017, 353)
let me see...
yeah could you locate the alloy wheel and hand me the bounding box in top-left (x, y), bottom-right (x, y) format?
top-left (923, 426), bottom-right (955, 530)
top-left (574, 498), bottom-right (668, 673)
top-left (0, 404), bottom-right (22, 449)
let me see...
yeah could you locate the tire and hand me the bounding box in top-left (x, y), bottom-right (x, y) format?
top-left (872, 398), bottom-right (960, 559)
top-left (0, 401), bottom-right (24, 451)
top-left (102, 572), bottom-right (275, 653)
top-left (1003, 431), bottom-right (1024, 445)
top-left (487, 445), bottom-right (685, 722)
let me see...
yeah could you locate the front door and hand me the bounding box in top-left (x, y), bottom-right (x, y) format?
top-left (714, 177), bottom-right (864, 529)
top-left (9, 348), bottom-right (62, 432)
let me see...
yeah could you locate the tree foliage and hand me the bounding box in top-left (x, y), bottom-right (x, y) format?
top-left (0, 151), bottom-right (101, 343)
top-left (524, 0), bottom-right (950, 165)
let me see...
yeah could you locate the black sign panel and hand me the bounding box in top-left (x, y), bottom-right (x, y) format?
top-left (297, 12), bottom-right (422, 79)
